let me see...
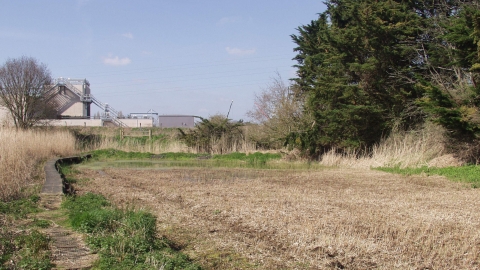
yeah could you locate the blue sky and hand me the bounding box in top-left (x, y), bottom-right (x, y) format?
top-left (1, 0), bottom-right (325, 120)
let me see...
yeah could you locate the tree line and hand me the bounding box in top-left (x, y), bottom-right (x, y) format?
top-left (251, 0), bottom-right (480, 161)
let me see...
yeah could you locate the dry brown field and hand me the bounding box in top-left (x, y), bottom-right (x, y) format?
top-left (72, 164), bottom-right (480, 269)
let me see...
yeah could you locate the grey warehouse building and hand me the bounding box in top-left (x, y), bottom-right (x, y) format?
top-left (158, 115), bottom-right (197, 128)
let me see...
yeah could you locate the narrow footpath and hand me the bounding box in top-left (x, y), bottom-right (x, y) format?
top-left (39, 158), bottom-right (97, 270)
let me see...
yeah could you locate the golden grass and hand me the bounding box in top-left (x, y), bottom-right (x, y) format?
top-left (73, 165), bottom-right (480, 269)
top-left (0, 128), bottom-right (76, 201)
top-left (97, 136), bottom-right (190, 154)
top-left (79, 126), bottom-right (259, 154)
top-left (319, 123), bottom-right (461, 168)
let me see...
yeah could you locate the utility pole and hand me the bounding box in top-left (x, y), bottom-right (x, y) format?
top-left (226, 100), bottom-right (233, 119)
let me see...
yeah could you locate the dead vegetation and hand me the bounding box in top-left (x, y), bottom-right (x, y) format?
top-left (318, 123), bottom-right (463, 168)
top-left (72, 165), bottom-right (480, 269)
top-left (0, 128), bottom-right (76, 201)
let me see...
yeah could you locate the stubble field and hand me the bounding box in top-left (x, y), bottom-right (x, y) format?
top-left (72, 164), bottom-right (480, 269)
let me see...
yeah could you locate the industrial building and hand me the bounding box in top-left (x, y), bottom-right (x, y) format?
top-left (1, 77), bottom-right (197, 128)
top-left (46, 78), bottom-right (133, 127)
top-left (158, 115), bottom-right (197, 128)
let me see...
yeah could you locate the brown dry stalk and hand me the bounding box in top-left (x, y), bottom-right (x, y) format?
top-left (319, 123), bottom-right (461, 168)
top-left (0, 128), bottom-right (76, 201)
top-left (73, 166), bottom-right (480, 269)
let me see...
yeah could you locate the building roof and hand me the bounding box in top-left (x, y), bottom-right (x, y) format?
top-left (158, 115), bottom-right (200, 118)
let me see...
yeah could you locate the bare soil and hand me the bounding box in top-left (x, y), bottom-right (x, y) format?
top-left (72, 166), bottom-right (480, 269)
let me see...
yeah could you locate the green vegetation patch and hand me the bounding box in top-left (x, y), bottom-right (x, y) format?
top-left (82, 149), bottom-right (288, 170)
top-left (62, 193), bottom-right (201, 270)
top-left (116, 134), bottom-right (169, 146)
top-left (213, 152), bottom-right (282, 165)
top-left (0, 195), bottom-right (41, 219)
top-left (90, 149), bottom-right (209, 160)
top-left (1, 195), bottom-right (53, 269)
top-left (154, 152), bottom-right (208, 160)
top-left (90, 149), bottom-right (154, 160)
top-left (376, 165), bottom-right (480, 187)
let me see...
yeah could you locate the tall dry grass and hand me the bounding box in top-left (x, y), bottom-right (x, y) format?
top-left (319, 123), bottom-right (461, 168)
top-left (87, 126), bottom-right (258, 155)
top-left (0, 128), bottom-right (76, 201)
top-left (96, 136), bottom-right (258, 155)
top-left (96, 137), bottom-right (190, 154)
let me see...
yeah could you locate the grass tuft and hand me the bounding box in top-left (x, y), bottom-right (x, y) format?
top-left (0, 195), bottom-right (42, 219)
top-left (62, 193), bottom-right (201, 269)
top-left (0, 196), bottom-right (53, 269)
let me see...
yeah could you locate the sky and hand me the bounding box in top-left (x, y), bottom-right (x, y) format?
top-left (0, 0), bottom-right (326, 121)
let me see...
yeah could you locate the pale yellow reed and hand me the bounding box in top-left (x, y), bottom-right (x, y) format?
top-left (0, 128), bottom-right (76, 201)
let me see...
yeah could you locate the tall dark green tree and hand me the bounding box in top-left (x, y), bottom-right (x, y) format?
top-left (415, 1), bottom-right (480, 138)
top-left (290, 0), bottom-right (423, 155)
top-left (290, 0), bottom-right (480, 160)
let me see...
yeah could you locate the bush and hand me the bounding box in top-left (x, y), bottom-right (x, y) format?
top-left (178, 114), bottom-right (247, 154)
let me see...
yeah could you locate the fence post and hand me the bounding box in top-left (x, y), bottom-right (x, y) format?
top-left (120, 129), bottom-right (124, 140)
top-left (149, 129), bottom-right (152, 139)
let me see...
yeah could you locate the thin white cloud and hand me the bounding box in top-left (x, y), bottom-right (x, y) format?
top-left (122, 32), bottom-right (133, 39)
top-left (217, 16), bottom-right (241, 25)
top-left (225, 47), bottom-right (256, 56)
top-left (102, 55), bottom-right (131, 66)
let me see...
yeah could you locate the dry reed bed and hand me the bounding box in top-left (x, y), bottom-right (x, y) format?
top-left (319, 124), bottom-right (462, 168)
top-left (97, 137), bottom-right (190, 154)
top-left (96, 132), bottom-right (258, 155)
top-left (74, 166), bottom-right (480, 269)
top-left (0, 128), bottom-right (76, 200)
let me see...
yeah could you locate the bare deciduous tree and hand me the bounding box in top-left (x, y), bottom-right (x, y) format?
top-left (247, 72), bottom-right (304, 148)
top-left (0, 56), bottom-right (56, 129)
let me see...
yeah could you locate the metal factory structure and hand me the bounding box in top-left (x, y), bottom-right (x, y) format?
top-left (49, 78), bottom-right (128, 127)
top-left (1, 77), bottom-right (197, 128)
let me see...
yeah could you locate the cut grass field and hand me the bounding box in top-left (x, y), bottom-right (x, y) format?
top-left (69, 154), bottom-right (480, 269)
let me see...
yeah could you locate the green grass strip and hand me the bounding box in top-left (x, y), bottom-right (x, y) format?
top-left (89, 149), bottom-right (282, 163)
top-left (62, 193), bottom-right (201, 270)
top-left (0, 195), bottom-right (42, 218)
top-left (89, 149), bottom-right (154, 160)
top-left (376, 165), bottom-right (480, 187)
top-left (213, 152), bottom-right (282, 162)
top-left (0, 195), bottom-right (53, 269)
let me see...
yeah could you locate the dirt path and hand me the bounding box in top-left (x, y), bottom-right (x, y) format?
top-left (38, 194), bottom-right (97, 270)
